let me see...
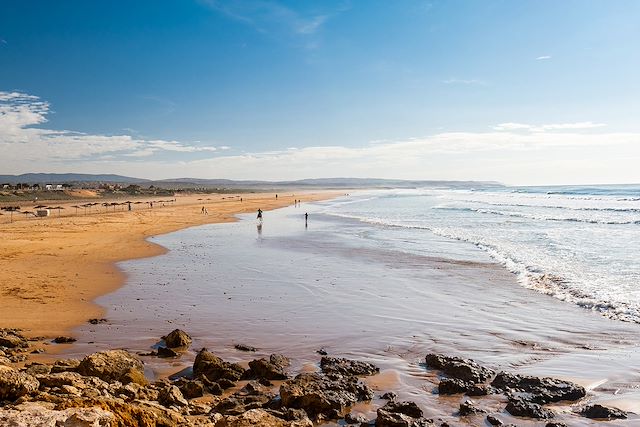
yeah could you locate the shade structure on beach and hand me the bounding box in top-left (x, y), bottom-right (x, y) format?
top-left (51, 206), bottom-right (64, 216)
top-left (71, 205), bottom-right (81, 215)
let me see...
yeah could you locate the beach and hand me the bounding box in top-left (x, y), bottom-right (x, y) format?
top-left (0, 192), bottom-right (336, 337)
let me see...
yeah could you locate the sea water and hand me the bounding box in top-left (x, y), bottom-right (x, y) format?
top-left (322, 185), bottom-right (640, 323)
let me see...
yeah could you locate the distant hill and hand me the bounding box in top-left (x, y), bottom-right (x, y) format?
top-left (1, 173), bottom-right (503, 189)
top-left (0, 173), bottom-right (149, 184)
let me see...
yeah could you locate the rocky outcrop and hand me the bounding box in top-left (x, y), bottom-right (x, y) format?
top-left (0, 402), bottom-right (114, 427)
top-left (163, 329), bottom-right (192, 349)
top-left (581, 404), bottom-right (627, 420)
top-left (320, 356), bottom-right (379, 377)
top-left (194, 348), bottom-right (246, 382)
top-left (246, 354), bottom-right (290, 380)
top-left (491, 372), bottom-right (585, 404)
top-left (214, 408), bottom-right (313, 427)
top-left (0, 367), bottom-right (39, 401)
top-left (375, 400), bottom-right (434, 426)
top-left (425, 353), bottom-right (494, 383)
top-left (280, 372), bottom-right (373, 420)
top-left (77, 350), bottom-right (146, 385)
top-left (505, 396), bottom-right (554, 419)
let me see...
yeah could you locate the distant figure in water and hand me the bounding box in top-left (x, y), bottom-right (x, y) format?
top-left (305, 212), bottom-right (308, 227)
top-left (257, 208), bottom-right (263, 220)
top-left (275, 194), bottom-right (278, 199)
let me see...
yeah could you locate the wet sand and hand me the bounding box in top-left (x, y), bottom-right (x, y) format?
top-left (57, 200), bottom-right (640, 425)
top-left (0, 192), bottom-right (336, 337)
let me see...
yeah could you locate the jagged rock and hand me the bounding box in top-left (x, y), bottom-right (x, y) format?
top-left (505, 396), bottom-right (554, 419)
top-left (545, 423), bottom-right (568, 427)
top-left (53, 336), bottom-right (77, 344)
top-left (345, 411), bottom-right (368, 424)
top-left (235, 344), bottom-right (257, 352)
top-left (459, 399), bottom-right (485, 416)
top-left (280, 372), bottom-right (374, 420)
top-left (35, 371), bottom-right (87, 389)
top-left (581, 404), bottom-right (627, 420)
top-left (375, 400), bottom-right (433, 426)
top-left (438, 378), bottom-right (471, 395)
top-left (163, 329), bottom-right (192, 348)
top-left (50, 359), bottom-right (81, 373)
top-left (320, 356), bottom-right (380, 377)
top-left (247, 355), bottom-right (289, 380)
top-left (0, 329), bottom-right (27, 349)
top-left (381, 391), bottom-right (397, 400)
top-left (0, 402), bottom-right (114, 426)
top-left (88, 318), bottom-right (108, 324)
top-left (0, 367), bottom-right (39, 401)
top-left (425, 354), bottom-right (494, 383)
top-left (486, 415), bottom-right (503, 426)
top-left (157, 346), bottom-right (179, 358)
top-left (491, 372), bottom-right (586, 404)
top-left (158, 384), bottom-right (189, 408)
top-left (77, 350), bottom-right (146, 385)
top-left (194, 348), bottom-right (246, 382)
top-left (215, 381), bottom-right (275, 415)
top-left (177, 379), bottom-right (205, 399)
top-left (214, 408), bottom-right (313, 426)
top-left (24, 363), bottom-right (51, 376)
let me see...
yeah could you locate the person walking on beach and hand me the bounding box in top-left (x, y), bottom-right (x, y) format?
top-left (201, 206), bottom-right (205, 214)
top-left (257, 208), bottom-right (263, 220)
top-left (305, 212), bottom-right (308, 227)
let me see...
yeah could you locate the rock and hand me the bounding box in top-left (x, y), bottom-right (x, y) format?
top-left (35, 371), bottom-right (86, 388)
top-left (163, 329), bottom-right (192, 348)
top-left (215, 381), bottom-right (275, 415)
top-left (375, 400), bottom-right (433, 427)
top-left (0, 402), bottom-right (114, 427)
top-left (178, 379), bottom-right (205, 399)
top-left (459, 399), bottom-right (485, 416)
top-left (247, 355), bottom-right (289, 380)
top-left (194, 348), bottom-right (246, 382)
top-left (581, 404), bottom-right (627, 420)
top-left (88, 318), bottom-right (108, 324)
top-left (316, 348), bottom-right (328, 356)
top-left (235, 344), bottom-right (257, 352)
top-left (320, 356), bottom-right (380, 377)
top-left (24, 363), bottom-right (51, 376)
top-left (214, 408), bottom-right (313, 427)
top-left (491, 372), bottom-right (585, 404)
top-left (157, 346), bottom-right (179, 358)
top-left (425, 354), bottom-right (494, 383)
top-left (53, 336), bottom-right (77, 344)
top-left (545, 423), bottom-right (568, 427)
top-left (280, 372), bottom-right (374, 420)
top-left (437, 378), bottom-right (472, 395)
top-left (0, 330), bottom-right (27, 349)
top-left (381, 391), bottom-right (397, 400)
top-left (486, 415), bottom-right (503, 426)
top-left (345, 412), bottom-right (368, 424)
top-left (158, 384), bottom-right (189, 407)
top-left (77, 350), bottom-right (146, 385)
top-left (50, 359), bottom-right (81, 373)
top-left (0, 368), bottom-right (39, 401)
top-left (505, 396), bottom-right (554, 419)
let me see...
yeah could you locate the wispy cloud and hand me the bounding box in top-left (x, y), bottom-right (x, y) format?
top-left (494, 122), bottom-right (606, 132)
top-left (536, 55), bottom-right (552, 60)
top-left (200, 0), bottom-right (335, 37)
top-left (442, 78), bottom-right (486, 85)
top-left (0, 91), bottom-right (223, 165)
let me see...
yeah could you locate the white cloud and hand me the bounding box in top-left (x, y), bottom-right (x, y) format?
top-left (536, 55), bottom-right (552, 60)
top-left (493, 121), bottom-right (606, 132)
top-left (0, 91), bottom-right (223, 165)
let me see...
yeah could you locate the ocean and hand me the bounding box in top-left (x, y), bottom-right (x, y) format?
top-left (323, 185), bottom-right (640, 323)
top-left (65, 186), bottom-right (640, 424)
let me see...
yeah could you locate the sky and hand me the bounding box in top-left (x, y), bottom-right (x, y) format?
top-left (1, 0), bottom-right (639, 185)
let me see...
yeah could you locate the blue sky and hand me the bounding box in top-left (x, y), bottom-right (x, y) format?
top-left (1, 0), bottom-right (639, 184)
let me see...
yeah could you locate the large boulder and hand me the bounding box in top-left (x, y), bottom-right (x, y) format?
top-left (214, 408), bottom-right (313, 427)
top-left (280, 372), bottom-right (373, 420)
top-left (194, 348), bottom-right (246, 382)
top-left (163, 329), bottom-right (192, 349)
top-left (77, 350), bottom-right (146, 385)
top-left (320, 357), bottom-right (379, 377)
top-left (158, 385), bottom-right (188, 408)
top-left (214, 381), bottom-right (275, 415)
top-left (0, 367), bottom-right (39, 401)
top-left (247, 354), bottom-right (290, 380)
top-left (491, 372), bottom-right (585, 404)
top-left (425, 353), bottom-right (494, 383)
top-left (505, 396), bottom-right (554, 419)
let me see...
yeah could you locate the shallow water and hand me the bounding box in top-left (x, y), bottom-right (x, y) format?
top-left (66, 196), bottom-right (640, 425)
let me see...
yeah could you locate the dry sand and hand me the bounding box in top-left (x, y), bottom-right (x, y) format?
top-left (0, 192), bottom-right (336, 337)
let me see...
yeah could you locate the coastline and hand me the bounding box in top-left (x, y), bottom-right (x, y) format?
top-left (0, 191), bottom-right (339, 338)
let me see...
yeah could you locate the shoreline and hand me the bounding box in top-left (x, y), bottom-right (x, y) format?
top-left (0, 191), bottom-right (339, 338)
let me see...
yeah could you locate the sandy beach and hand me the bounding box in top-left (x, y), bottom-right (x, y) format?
top-left (0, 191), bottom-right (336, 338)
